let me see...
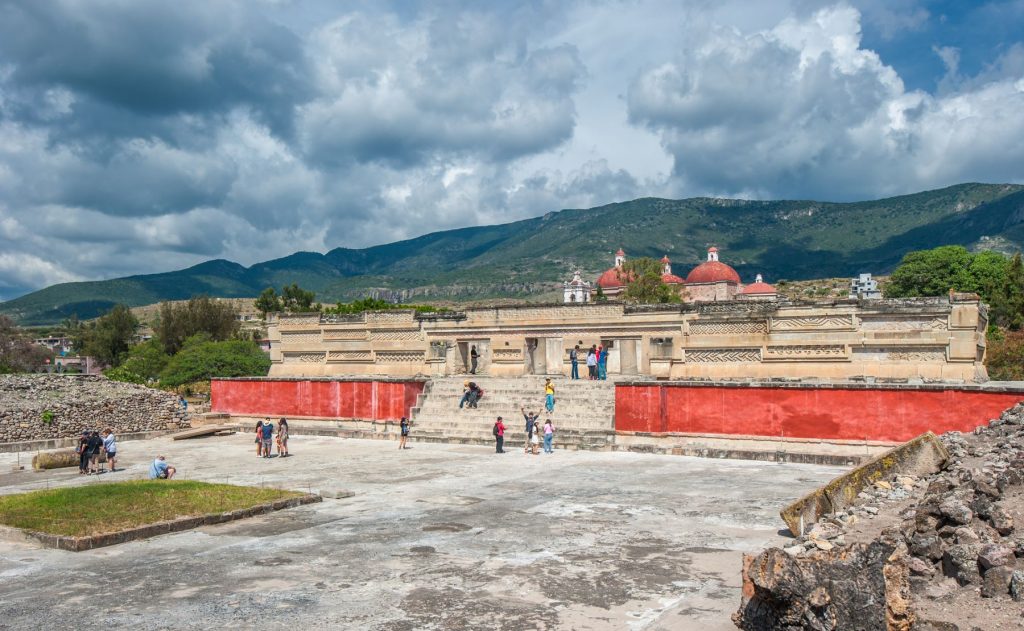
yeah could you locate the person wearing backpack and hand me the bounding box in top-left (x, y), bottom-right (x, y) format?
top-left (493, 416), bottom-right (506, 453)
top-left (569, 345), bottom-right (579, 380)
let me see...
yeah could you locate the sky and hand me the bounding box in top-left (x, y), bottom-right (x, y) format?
top-left (0, 0), bottom-right (1022, 301)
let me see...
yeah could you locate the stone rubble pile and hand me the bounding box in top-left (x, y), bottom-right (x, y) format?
top-left (0, 375), bottom-right (188, 443)
top-left (735, 402), bottom-right (1024, 630)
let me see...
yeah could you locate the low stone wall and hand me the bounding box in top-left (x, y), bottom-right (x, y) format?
top-left (0, 375), bottom-right (188, 443)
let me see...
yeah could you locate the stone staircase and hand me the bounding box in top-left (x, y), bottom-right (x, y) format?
top-left (410, 376), bottom-right (617, 450)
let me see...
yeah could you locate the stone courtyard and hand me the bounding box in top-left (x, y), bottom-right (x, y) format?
top-left (0, 434), bottom-right (845, 630)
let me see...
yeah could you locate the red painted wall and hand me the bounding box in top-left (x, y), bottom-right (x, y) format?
top-left (210, 379), bottom-right (425, 421)
top-left (615, 384), bottom-right (1024, 442)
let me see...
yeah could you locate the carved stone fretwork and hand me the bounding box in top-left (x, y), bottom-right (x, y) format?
top-left (685, 348), bottom-right (761, 363)
top-left (697, 302), bottom-right (778, 316)
top-left (851, 346), bottom-right (946, 361)
top-left (322, 331), bottom-right (368, 341)
top-left (283, 353), bottom-right (326, 363)
top-left (689, 320), bottom-right (767, 336)
top-left (368, 329), bottom-right (422, 341)
top-left (465, 305), bottom-right (623, 323)
top-left (763, 345), bottom-right (847, 360)
top-left (280, 332), bottom-right (321, 344)
top-left (770, 315), bottom-right (854, 330)
top-left (491, 348), bottom-right (523, 362)
top-left (858, 316), bottom-right (948, 331)
top-left (366, 311), bottom-right (416, 324)
top-left (320, 313), bottom-right (365, 325)
top-left (328, 350), bottom-right (372, 362)
top-left (375, 351), bottom-right (426, 363)
top-left (280, 314), bottom-right (321, 325)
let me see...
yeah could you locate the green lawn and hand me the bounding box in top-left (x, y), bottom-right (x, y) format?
top-left (0, 480), bottom-right (303, 537)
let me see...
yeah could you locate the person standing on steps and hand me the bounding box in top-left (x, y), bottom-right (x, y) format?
top-left (544, 378), bottom-right (556, 412)
top-left (493, 416), bottom-right (506, 453)
top-left (586, 346), bottom-right (597, 379)
top-left (569, 345), bottom-right (580, 380)
top-left (598, 344), bottom-right (608, 381)
top-left (543, 418), bottom-right (555, 453)
top-left (470, 345), bottom-right (479, 374)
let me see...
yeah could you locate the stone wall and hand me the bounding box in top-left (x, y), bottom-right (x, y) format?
top-left (267, 295), bottom-right (989, 382)
top-left (0, 375), bottom-right (188, 443)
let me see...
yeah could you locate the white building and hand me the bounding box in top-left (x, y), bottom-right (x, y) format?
top-left (850, 273), bottom-right (882, 299)
top-left (563, 269), bottom-right (592, 303)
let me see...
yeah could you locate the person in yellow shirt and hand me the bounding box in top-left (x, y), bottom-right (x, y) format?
top-left (544, 378), bottom-right (555, 412)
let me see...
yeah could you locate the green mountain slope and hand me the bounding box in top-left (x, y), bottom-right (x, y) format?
top-left (3, 183), bottom-right (1023, 324)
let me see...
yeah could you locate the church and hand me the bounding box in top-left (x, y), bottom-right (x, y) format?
top-left (582, 246), bottom-right (777, 303)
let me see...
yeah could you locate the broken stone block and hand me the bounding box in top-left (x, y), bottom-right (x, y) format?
top-left (978, 543), bottom-right (1015, 570)
top-left (989, 504), bottom-right (1014, 535)
top-left (939, 498), bottom-right (973, 526)
top-left (906, 556), bottom-right (935, 577)
top-left (981, 565), bottom-right (1014, 598)
top-left (1010, 570), bottom-right (1024, 602)
top-left (909, 533), bottom-right (945, 561)
top-left (942, 543), bottom-right (980, 585)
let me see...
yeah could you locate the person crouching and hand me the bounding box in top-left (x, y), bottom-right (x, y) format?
top-left (149, 455), bottom-right (176, 480)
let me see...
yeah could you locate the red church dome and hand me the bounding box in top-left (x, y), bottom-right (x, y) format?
top-left (741, 274), bottom-right (776, 295)
top-left (597, 268), bottom-right (628, 288)
top-left (662, 273), bottom-right (685, 284)
top-left (685, 247), bottom-right (741, 284)
top-left (685, 261), bottom-right (740, 284)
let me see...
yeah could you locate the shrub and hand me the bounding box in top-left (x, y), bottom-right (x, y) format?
top-left (985, 329), bottom-right (1024, 381)
top-left (159, 339), bottom-right (270, 388)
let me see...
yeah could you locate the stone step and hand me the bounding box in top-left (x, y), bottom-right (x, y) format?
top-left (411, 422), bottom-right (613, 433)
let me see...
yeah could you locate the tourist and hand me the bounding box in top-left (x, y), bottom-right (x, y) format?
top-left (521, 407), bottom-right (538, 454)
top-left (255, 420), bottom-right (265, 457)
top-left (570, 345), bottom-right (580, 380)
top-left (598, 345), bottom-right (608, 380)
top-left (399, 416), bottom-right (410, 450)
top-left (76, 430), bottom-right (90, 475)
top-left (102, 428), bottom-right (117, 472)
top-left (586, 347), bottom-right (597, 379)
top-left (260, 419), bottom-right (274, 458)
top-left (86, 430), bottom-right (103, 474)
top-left (543, 419), bottom-right (555, 453)
top-left (530, 419), bottom-right (541, 455)
top-left (544, 378), bottom-right (555, 412)
top-left (458, 381), bottom-right (471, 409)
top-left (467, 382), bottom-right (482, 408)
top-left (277, 418), bottom-right (289, 457)
top-left (149, 455), bottom-right (176, 480)
top-left (493, 416), bottom-right (506, 453)
top-left (470, 345), bottom-right (479, 374)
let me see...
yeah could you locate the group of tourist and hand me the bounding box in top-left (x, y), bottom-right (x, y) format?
top-left (492, 409), bottom-right (555, 454)
top-left (254, 418), bottom-right (290, 458)
top-left (570, 344), bottom-right (607, 380)
top-left (76, 428), bottom-right (117, 475)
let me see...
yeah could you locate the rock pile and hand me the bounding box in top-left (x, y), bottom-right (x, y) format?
top-left (735, 402), bottom-right (1024, 630)
top-left (0, 375), bottom-right (188, 443)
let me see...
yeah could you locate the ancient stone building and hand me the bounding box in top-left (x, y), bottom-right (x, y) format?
top-left (266, 293), bottom-right (989, 382)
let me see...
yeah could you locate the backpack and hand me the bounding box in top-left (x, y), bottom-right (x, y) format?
top-left (493, 422), bottom-right (500, 436)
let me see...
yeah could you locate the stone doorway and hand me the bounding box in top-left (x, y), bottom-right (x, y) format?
top-left (525, 337), bottom-right (563, 375)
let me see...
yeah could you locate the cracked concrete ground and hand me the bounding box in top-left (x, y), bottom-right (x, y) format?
top-left (0, 434), bottom-right (845, 630)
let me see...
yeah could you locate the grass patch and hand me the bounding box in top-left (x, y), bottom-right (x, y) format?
top-left (0, 480), bottom-right (303, 537)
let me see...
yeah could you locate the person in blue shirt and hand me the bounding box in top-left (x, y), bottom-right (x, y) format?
top-left (261, 421), bottom-right (274, 458)
top-left (149, 455), bottom-right (176, 479)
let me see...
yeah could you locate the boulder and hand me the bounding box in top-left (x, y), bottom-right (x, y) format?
top-left (978, 543), bottom-right (1015, 570)
top-left (941, 544), bottom-right (980, 585)
top-left (938, 498), bottom-right (973, 526)
top-left (988, 504), bottom-right (1014, 536)
top-left (1011, 570), bottom-right (1024, 602)
top-left (981, 566), bottom-right (1014, 598)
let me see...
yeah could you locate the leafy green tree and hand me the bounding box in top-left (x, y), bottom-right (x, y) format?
top-left (254, 287), bottom-right (282, 316)
top-left (159, 337), bottom-right (271, 388)
top-left (280, 283), bottom-right (319, 312)
top-left (593, 285), bottom-right (608, 303)
top-left (323, 297), bottom-right (444, 315)
top-left (153, 296), bottom-right (240, 355)
top-left (885, 246), bottom-right (976, 298)
top-left (107, 339), bottom-right (171, 383)
top-left (990, 253), bottom-right (1024, 330)
top-left (0, 315), bottom-right (53, 373)
top-left (81, 305), bottom-right (138, 366)
top-left (619, 257), bottom-right (681, 304)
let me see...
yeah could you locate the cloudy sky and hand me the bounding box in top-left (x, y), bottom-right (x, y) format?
top-left (1, 0), bottom-right (1022, 300)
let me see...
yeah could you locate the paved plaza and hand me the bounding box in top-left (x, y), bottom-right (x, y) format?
top-left (0, 433), bottom-right (845, 630)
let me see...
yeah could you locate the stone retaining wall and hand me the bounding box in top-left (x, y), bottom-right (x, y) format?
top-left (0, 375), bottom-right (189, 443)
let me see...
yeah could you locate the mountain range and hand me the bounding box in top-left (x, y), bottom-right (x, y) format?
top-left (3, 182), bottom-right (1024, 325)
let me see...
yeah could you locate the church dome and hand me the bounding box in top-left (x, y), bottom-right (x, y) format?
top-left (741, 274), bottom-right (776, 295)
top-left (685, 248), bottom-right (741, 284)
top-left (662, 273), bottom-right (685, 284)
top-left (598, 268), bottom-right (629, 288)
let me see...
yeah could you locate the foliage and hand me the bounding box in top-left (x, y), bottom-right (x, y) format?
top-left (40, 410), bottom-right (54, 425)
top-left (985, 329), bottom-right (1024, 381)
top-left (0, 480), bottom-right (302, 537)
top-left (0, 315), bottom-right (53, 373)
top-left (886, 246), bottom-right (1024, 330)
top-left (323, 297), bottom-right (445, 315)
top-left (254, 283), bottom-right (320, 315)
top-left (255, 287), bottom-right (282, 316)
top-left (619, 257), bottom-right (681, 304)
top-left (103, 365), bottom-right (147, 385)
top-left (593, 285), bottom-right (607, 302)
top-left (80, 304), bottom-right (138, 367)
top-left (119, 339), bottom-right (172, 382)
top-left (153, 295), bottom-right (240, 355)
top-left (159, 338), bottom-right (270, 388)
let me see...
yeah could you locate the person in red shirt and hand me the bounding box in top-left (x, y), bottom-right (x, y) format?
top-left (493, 416), bottom-right (506, 453)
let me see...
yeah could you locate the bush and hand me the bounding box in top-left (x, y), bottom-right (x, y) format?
top-left (985, 329), bottom-right (1024, 381)
top-left (104, 365), bottom-right (147, 385)
top-left (159, 339), bottom-right (270, 388)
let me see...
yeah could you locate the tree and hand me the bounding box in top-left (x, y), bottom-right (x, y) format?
top-left (153, 296), bottom-right (240, 355)
top-left (106, 339), bottom-right (171, 383)
top-left (0, 316), bottom-right (53, 373)
top-left (255, 287), bottom-right (282, 317)
top-left (159, 337), bottom-right (271, 388)
top-left (885, 246), bottom-right (976, 298)
top-left (594, 285), bottom-right (608, 302)
top-left (81, 305), bottom-right (138, 366)
top-left (619, 257), bottom-right (681, 304)
top-left (990, 253), bottom-right (1024, 330)
top-left (280, 283), bottom-right (319, 312)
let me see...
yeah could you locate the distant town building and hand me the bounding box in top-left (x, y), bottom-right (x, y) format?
top-left (33, 336), bottom-right (73, 355)
top-left (563, 269), bottom-right (592, 303)
top-left (849, 273), bottom-right (882, 299)
top-left (595, 247), bottom-right (776, 303)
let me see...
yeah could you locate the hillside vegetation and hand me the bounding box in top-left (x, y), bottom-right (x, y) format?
top-left (3, 183), bottom-right (1023, 324)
